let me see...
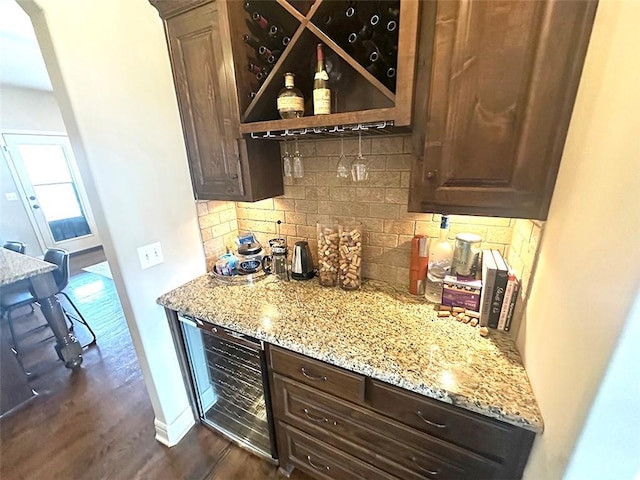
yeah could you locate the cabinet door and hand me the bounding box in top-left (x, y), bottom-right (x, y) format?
top-left (409, 0), bottom-right (597, 220)
top-left (165, 1), bottom-right (245, 199)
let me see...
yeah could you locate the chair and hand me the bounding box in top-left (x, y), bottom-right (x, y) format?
top-left (3, 241), bottom-right (26, 253)
top-left (0, 248), bottom-right (97, 376)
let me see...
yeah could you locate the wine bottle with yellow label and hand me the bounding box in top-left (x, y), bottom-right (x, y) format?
top-left (313, 44), bottom-right (331, 115)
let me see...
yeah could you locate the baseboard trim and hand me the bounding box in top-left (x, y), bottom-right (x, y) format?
top-left (154, 406), bottom-right (196, 447)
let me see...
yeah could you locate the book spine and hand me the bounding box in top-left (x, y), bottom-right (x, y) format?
top-left (498, 274), bottom-right (516, 330)
top-left (504, 281), bottom-right (521, 332)
top-left (479, 256), bottom-right (496, 327)
top-left (489, 268), bottom-right (508, 329)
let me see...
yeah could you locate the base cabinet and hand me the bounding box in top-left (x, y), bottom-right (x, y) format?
top-left (268, 345), bottom-right (535, 480)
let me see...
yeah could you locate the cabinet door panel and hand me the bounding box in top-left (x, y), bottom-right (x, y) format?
top-left (409, 0), bottom-right (597, 219)
top-left (166, 1), bottom-right (244, 198)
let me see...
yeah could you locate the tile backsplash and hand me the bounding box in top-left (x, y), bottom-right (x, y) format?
top-left (196, 134), bottom-right (544, 335)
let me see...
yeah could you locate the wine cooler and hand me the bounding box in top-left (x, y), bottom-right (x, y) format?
top-left (175, 314), bottom-right (277, 462)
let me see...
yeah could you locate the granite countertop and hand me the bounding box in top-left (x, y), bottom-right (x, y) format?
top-left (158, 274), bottom-right (543, 433)
top-left (0, 247), bottom-right (56, 286)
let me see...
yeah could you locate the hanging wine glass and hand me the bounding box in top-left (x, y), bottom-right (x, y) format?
top-left (282, 139), bottom-right (292, 178)
top-left (351, 131), bottom-right (369, 182)
top-left (336, 135), bottom-right (350, 178)
top-left (293, 138), bottom-right (304, 178)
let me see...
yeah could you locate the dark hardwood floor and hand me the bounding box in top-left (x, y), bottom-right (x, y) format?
top-left (0, 251), bottom-right (311, 480)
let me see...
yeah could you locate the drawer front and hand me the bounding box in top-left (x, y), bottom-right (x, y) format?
top-left (368, 379), bottom-right (520, 461)
top-left (277, 422), bottom-right (396, 480)
top-left (269, 346), bottom-right (365, 404)
top-left (274, 374), bottom-right (501, 480)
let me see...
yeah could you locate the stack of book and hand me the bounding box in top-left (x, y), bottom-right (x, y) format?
top-left (479, 250), bottom-right (520, 330)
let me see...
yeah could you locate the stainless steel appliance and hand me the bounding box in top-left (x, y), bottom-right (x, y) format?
top-left (291, 240), bottom-right (315, 280)
top-left (175, 314), bottom-right (277, 462)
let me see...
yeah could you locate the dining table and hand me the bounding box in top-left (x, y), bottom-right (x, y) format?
top-left (0, 247), bottom-right (83, 370)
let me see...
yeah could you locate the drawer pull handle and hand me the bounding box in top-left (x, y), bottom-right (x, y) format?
top-left (303, 408), bottom-right (337, 426)
top-left (303, 408), bottom-right (327, 423)
top-left (301, 367), bottom-right (327, 381)
top-left (307, 455), bottom-right (330, 472)
top-left (411, 456), bottom-right (440, 476)
top-left (416, 410), bottom-right (447, 429)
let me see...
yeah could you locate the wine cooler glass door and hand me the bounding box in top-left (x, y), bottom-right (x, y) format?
top-left (178, 318), bottom-right (273, 460)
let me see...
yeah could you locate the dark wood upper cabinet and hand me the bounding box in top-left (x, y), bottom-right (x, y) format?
top-left (151, 0), bottom-right (283, 201)
top-left (409, 0), bottom-right (598, 220)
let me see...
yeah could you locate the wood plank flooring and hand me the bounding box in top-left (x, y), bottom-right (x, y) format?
top-left (0, 252), bottom-right (311, 480)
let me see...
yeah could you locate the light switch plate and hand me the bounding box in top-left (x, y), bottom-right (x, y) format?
top-left (5, 192), bottom-right (18, 201)
top-left (137, 242), bottom-right (164, 269)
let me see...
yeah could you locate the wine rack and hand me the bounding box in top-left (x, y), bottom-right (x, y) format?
top-left (227, 0), bottom-right (420, 135)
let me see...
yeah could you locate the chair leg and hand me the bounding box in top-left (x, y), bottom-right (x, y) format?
top-left (6, 308), bottom-right (33, 377)
top-left (59, 292), bottom-right (96, 348)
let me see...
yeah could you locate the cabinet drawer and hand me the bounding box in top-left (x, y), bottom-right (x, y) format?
top-left (269, 346), bottom-right (365, 404)
top-left (368, 379), bottom-right (524, 462)
top-left (273, 374), bottom-right (502, 480)
top-left (277, 422), bottom-right (396, 480)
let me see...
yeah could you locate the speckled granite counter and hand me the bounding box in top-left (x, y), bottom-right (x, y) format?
top-left (0, 247), bottom-right (56, 286)
top-left (158, 274), bottom-right (543, 433)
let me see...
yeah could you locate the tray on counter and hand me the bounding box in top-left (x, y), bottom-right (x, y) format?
top-left (209, 268), bottom-right (269, 285)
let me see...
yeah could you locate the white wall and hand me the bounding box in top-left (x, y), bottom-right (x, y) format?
top-left (0, 84), bottom-right (64, 132)
top-left (24, 0), bottom-right (206, 444)
top-left (0, 84), bottom-right (67, 257)
top-left (519, 0), bottom-right (640, 478)
top-left (564, 290), bottom-right (640, 480)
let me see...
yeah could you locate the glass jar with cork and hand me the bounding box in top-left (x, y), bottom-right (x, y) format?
top-left (338, 222), bottom-right (362, 290)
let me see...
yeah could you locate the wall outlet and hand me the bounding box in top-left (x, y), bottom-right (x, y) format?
top-left (137, 242), bottom-right (164, 270)
top-left (4, 192), bottom-right (18, 201)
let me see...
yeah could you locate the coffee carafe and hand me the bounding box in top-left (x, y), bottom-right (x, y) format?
top-left (291, 241), bottom-right (315, 280)
top-left (262, 238), bottom-right (289, 281)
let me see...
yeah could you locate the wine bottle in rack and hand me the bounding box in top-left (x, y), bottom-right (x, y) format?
top-left (313, 44), bottom-right (331, 115)
top-left (371, 31), bottom-right (398, 61)
top-left (268, 25), bottom-right (291, 47)
top-left (242, 34), bottom-right (261, 51)
top-left (348, 23), bottom-right (373, 43)
top-left (258, 46), bottom-right (281, 64)
top-left (277, 73), bottom-right (305, 119)
top-left (248, 63), bottom-right (271, 83)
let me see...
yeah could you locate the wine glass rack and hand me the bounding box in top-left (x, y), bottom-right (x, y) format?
top-left (227, 0), bottom-right (420, 136)
top-left (248, 120), bottom-right (397, 139)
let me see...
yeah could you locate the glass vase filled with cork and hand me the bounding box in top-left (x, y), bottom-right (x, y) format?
top-left (317, 222), bottom-right (339, 287)
top-left (338, 222), bottom-right (362, 290)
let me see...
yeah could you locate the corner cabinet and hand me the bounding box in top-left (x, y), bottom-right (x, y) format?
top-left (150, 0), bottom-right (283, 201)
top-left (409, 0), bottom-right (598, 220)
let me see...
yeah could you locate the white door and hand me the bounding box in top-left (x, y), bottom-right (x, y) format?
top-left (2, 133), bottom-right (100, 253)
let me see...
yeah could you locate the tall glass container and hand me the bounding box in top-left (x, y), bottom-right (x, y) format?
top-left (425, 215), bottom-right (454, 303)
top-left (338, 222), bottom-right (362, 290)
top-left (317, 222), bottom-right (339, 286)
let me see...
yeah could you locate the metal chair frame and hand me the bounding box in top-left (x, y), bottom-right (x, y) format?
top-left (1, 248), bottom-right (97, 376)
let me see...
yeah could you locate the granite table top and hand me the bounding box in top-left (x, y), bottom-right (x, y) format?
top-left (158, 274), bottom-right (543, 433)
top-left (0, 247), bottom-right (56, 287)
